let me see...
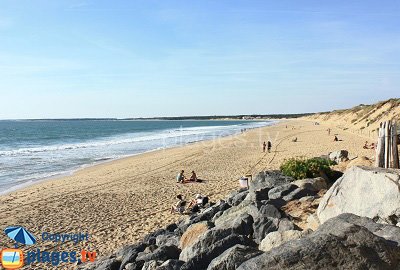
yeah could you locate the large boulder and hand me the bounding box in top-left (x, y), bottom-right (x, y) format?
top-left (318, 166), bottom-right (400, 225)
top-left (252, 216), bottom-right (279, 244)
top-left (213, 200), bottom-right (258, 228)
top-left (268, 184), bottom-right (298, 200)
top-left (179, 221), bottom-right (213, 250)
top-left (118, 243), bottom-right (146, 270)
top-left (215, 213), bottom-right (254, 237)
top-left (249, 171), bottom-right (294, 201)
top-left (282, 187), bottom-right (317, 202)
top-left (207, 244), bottom-right (263, 270)
top-left (226, 189), bottom-right (249, 206)
top-left (328, 150), bottom-right (349, 163)
top-left (292, 177), bottom-right (328, 192)
top-left (238, 213), bottom-right (400, 270)
top-left (180, 234), bottom-right (255, 270)
top-left (259, 230), bottom-right (303, 252)
top-left (156, 233), bottom-right (179, 247)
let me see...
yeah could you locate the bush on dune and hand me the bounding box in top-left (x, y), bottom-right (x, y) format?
top-left (280, 157), bottom-right (336, 180)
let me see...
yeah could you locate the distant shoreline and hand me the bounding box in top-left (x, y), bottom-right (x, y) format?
top-left (0, 113), bottom-right (312, 121)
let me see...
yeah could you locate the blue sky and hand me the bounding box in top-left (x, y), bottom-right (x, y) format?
top-left (0, 0), bottom-right (399, 119)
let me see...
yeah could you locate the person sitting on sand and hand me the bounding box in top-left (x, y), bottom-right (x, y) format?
top-left (170, 194), bottom-right (186, 214)
top-left (363, 141), bottom-right (370, 149)
top-left (176, 170), bottom-right (186, 183)
top-left (292, 137), bottom-right (298, 142)
top-left (189, 171), bottom-right (198, 182)
top-left (334, 136), bottom-right (339, 142)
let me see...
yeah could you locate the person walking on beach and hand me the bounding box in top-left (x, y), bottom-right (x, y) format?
top-left (262, 141), bottom-right (266, 152)
top-left (267, 141), bottom-right (272, 153)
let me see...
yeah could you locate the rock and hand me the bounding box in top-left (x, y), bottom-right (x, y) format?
top-left (257, 204), bottom-right (281, 219)
top-left (179, 227), bottom-right (255, 262)
top-left (346, 156), bottom-right (373, 169)
top-left (178, 201), bottom-right (230, 232)
top-left (180, 234), bottom-right (255, 270)
top-left (249, 171), bottom-right (294, 201)
top-left (277, 218), bottom-right (295, 232)
top-left (228, 190), bottom-right (249, 206)
top-left (118, 243), bottom-right (146, 270)
top-left (238, 214), bottom-right (400, 270)
top-left (268, 184), bottom-right (298, 200)
top-left (79, 258), bottom-right (120, 270)
top-left (214, 200), bottom-right (258, 228)
top-left (143, 229), bottom-right (166, 245)
top-left (318, 166), bottom-right (400, 225)
top-left (328, 150), bottom-right (349, 163)
top-left (179, 221), bottom-right (213, 250)
top-left (306, 213), bottom-right (320, 231)
top-left (292, 177), bottom-right (328, 192)
top-left (157, 259), bottom-right (185, 270)
top-left (252, 216), bottom-right (279, 244)
top-left (259, 230), bottom-right (303, 252)
top-left (156, 234), bottom-right (179, 247)
top-left (207, 244), bottom-right (263, 270)
top-left (141, 260), bottom-right (162, 270)
top-left (165, 223), bottom-right (178, 232)
top-left (251, 171), bottom-right (294, 191)
top-left (282, 187), bottom-right (317, 202)
top-left (298, 195), bottom-right (318, 202)
top-left (334, 213), bottom-right (400, 247)
top-left (136, 245), bottom-right (180, 263)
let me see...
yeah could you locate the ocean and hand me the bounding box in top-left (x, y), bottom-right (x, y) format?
top-left (0, 119), bottom-right (274, 194)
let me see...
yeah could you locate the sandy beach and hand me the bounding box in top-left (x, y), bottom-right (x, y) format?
top-left (0, 120), bottom-right (375, 263)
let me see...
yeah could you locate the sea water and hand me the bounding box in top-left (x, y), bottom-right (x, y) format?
top-left (0, 119), bottom-right (274, 194)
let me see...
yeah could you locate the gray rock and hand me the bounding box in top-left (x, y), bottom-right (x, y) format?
top-left (248, 171), bottom-right (294, 202)
top-left (136, 245), bottom-right (180, 263)
top-left (118, 243), bottom-right (146, 270)
top-left (328, 150), bottom-right (349, 163)
top-left (277, 218), bottom-right (295, 232)
top-left (292, 177), bottom-right (328, 192)
top-left (83, 258), bottom-right (120, 270)
top-left (141, 260), bottom-right (162, 270)
top-left (282, 187), bottom-right (317, 202)
top-left (229, 190), bottom-right (249, 206)
top-left (258, 204), bottom-right (281, 219)
top-left (334, 213), bottom-right (400, 247)
top-left (157, 259), bottom-right (184, 270)
top-left (259, 230), bottom-right (303, 252)
top-left (207, 244), bottom-right (263, 270)
top-left (318, 166), bottom-right (400, 225)
top-left (180, 234), bottom-right (255, 270)
top-left (252, 216), bottom-right (279, 244)
top-left (155, 234), bottom-right (179, 247)
top-left (238, 214), bottom-right (400, 270)
top-left (268, 184), bottom-right (298, 200)
top-left (143, 229), bottom-right (166, 245)
top-left (213, 200), bottom-right (258, 228)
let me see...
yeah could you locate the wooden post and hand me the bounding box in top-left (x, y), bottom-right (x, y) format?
top-left (392, 122), bottom-right (399, 169)
top-left (384, 121), bottom-right (390, 168)
top-left (375, 122), bottom-right (384, 167)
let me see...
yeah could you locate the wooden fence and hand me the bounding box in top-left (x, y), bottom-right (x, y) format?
top-left (375, 120), bottom-right (399, 168)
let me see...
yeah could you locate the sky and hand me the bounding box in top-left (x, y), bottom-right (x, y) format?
top-left (0, 0), bottom-right (399, 119)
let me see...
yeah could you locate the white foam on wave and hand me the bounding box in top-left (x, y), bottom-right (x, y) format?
top-left (0, 121), bottom-right (271, 157)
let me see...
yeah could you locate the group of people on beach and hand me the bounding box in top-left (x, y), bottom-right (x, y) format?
top-left (176, 170), bottom-right (199, 183)
top-left (170, 193), bottom-right (209, 214)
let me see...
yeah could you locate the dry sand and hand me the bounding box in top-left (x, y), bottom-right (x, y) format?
top-left (0, 120), bottom-right (375, 267)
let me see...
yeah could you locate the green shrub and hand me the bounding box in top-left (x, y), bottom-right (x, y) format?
top-left (280, 157), bottom-right (336, 180)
